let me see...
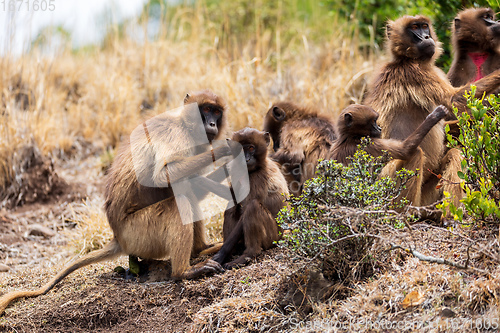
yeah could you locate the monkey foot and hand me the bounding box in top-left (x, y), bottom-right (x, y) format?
top-left (223, 256), bottom-right (251, 270)
top-left (181, 259), bottom-right (223, 279)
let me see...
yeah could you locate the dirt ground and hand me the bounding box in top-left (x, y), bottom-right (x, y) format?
top-left (0, 151), bottom-right (303, 332)
top-left (1, 149), bottom-right (500, 333)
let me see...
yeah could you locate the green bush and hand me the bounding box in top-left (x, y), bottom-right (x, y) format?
top-left (441, 88), bottom-right (500, 223)
top-left (278, 140), bottom-right (414, 282)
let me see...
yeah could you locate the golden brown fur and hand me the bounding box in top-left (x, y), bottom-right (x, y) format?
top-left (263, 101), bottom-right (336, 195)
top-left (448, 8), bottom-right (500, 87)
top-left (330, 104), bottom-right (447, 165)
top-left (212, 128), bottom-right (289, 268)
top-left (0, 90), bottom-right (230, 315)
top-left (364, 16), bottom-right (486, 206)
top-left (329, 104), bottom-right (447, 205)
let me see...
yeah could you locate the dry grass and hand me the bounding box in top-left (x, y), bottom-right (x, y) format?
top-left (0, 2), bottom-right (375, 198)
top-left (0, 2), bottom-right (375, 252)
top-left (65, 197), bottom-right (113, 255)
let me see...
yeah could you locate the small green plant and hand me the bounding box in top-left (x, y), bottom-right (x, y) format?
top-left (441, 88), bottom-right (500, 223)
top-left (278, 139), bottom-right (414, 282)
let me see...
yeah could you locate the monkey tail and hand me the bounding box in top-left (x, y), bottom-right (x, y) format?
top-left (199, 242), bottom-right (223, 256)
top-left (0, 239), bottom-right (123, 315)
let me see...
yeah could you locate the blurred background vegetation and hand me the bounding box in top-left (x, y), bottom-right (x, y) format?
top-left (2, 0), bottom-right (500, 200)
top-left (138, 0), bottom-right (500, 70)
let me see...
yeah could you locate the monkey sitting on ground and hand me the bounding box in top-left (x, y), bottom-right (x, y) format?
top-left (0, 90), bottom-right (237, 315)
top-left (329, 104), bottom-right (448, 165)
top-left (364, 15), bottom-right (500, 206)
top-left (448, 8), bottom-right (500, 87)
top-left (263, 101), bottom-right (337, 196)
top-left (212, 128), bottom-right (289, 269)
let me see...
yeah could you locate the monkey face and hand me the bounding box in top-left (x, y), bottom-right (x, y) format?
top-left (232, 128), bottom-right (270, 173)
top-left (407, 21), bottom-right (435, 59)
top-left (481, 11), bottom-right (500, 40)
top-left (243, 144), bottom-right (258, 171)
top-left (200, 103), bottom-right (223, 142)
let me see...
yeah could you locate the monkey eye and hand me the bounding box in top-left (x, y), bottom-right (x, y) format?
top-left (411, 24), bottom-right (419, 30)
top-left (213, 109), bottom-right (221, 116)
top-left (248, 145), bottom-right (255, 152)
top-left (422, 23), bottom-right (428, 29)
top-left (202, 107), bottom-right (210, 113)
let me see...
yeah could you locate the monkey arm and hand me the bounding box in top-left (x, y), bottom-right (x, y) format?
top-left (191, 176), bottom-right (235, 201)
top-left (205, 166), bottom-right (228, 183)
top-left (212, 219), bottom-right (244, 265)
top-left (370, 105), bottom-right (447, 160)
top-left (153, 145), bottom-right (232, 187)
top-left (452, 68), bottom-right (500, 112)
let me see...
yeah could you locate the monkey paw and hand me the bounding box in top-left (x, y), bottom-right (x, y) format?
top-left (430, 105), bottom-right (448, 119)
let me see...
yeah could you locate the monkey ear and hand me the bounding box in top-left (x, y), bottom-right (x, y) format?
top-left (184, 93), bottom-right (190, 104)
top-left (454, 18), bottom-right (461, 31)
top-left (263, 132), bottom-right (271, 145)
top-left (272, 106), bottom-right (286, 121)
top-left (344, 113), bottom-right (353, 127)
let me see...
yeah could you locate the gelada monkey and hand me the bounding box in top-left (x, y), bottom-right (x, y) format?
top-left (263, 101), bottom-right (336, 195)
top-left (365, 15), bottom-right (500, 206)
top-left (212, 128), bottom-right (289, 269)
top-left (0, 90), bottom-right (237, 315)
top-left (448, 7), bottom-right (500, 87)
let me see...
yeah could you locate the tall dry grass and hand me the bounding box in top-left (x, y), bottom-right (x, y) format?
top-left (0, 1), bottom-right (377, 245)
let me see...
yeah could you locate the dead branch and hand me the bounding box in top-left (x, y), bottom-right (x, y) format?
top-left (388, 243), bottom-right (489, 275)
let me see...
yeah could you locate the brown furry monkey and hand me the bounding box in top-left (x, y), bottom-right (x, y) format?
top-left (0, 90), bottom-right (235, 315)
top-left (263, 101), bottom-right (337, 195)
top-left (364, 15), bottom-right (500, 206)
top-left (448, 8), bottom-right (500, 87)
top-left (329, 104), bottom-right (448, 165)
top-left (212, 128), bottom-right (289, 269)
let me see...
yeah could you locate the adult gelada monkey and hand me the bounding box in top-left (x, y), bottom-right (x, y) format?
top-left (212, 128), bottom-right (289, 268)
top-left (0, 90), bottom-right (239, 315)
top-left (365, 15), bottom-right (500, 206)
top-left (448, 8), bottom-right (500, 87)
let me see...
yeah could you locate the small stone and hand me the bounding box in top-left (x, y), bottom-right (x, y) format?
top-left (0, 264), bottom-right (10, 272)
top-left (440, 307), bottom-right (456, 318)
top-left (25, 224), bottom-right (56, 238)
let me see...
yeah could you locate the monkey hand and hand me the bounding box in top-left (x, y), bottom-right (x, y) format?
top-left (428, 105), bottom-right (448, 120)
top-left (212, 139), bottom-right (242, 159)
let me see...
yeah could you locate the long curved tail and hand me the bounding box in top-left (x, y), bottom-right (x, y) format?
top-left (0, 238), bottom-right (123, 315)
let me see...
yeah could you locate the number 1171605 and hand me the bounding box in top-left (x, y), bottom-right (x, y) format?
top-left (1, 0), bottom-right (55, 12)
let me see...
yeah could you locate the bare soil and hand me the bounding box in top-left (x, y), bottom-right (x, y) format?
top-left (0, 151), bottom-right (499, 333)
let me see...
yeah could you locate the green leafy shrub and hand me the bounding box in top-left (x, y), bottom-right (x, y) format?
top-left (441, 88), bottom-right (500, 223)
top-left (278, 140), bottom-right (414, 283)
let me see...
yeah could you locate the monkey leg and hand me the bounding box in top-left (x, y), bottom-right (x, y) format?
top-left (380, 148), bottom-right (425, 207)
top-left (224, 200), bottom-right (279, 269)
top-left (440, 148), bottom-right (464, 208)
top-left (170, 195), bottom-right (222, 279)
